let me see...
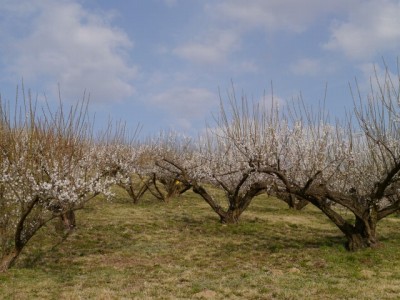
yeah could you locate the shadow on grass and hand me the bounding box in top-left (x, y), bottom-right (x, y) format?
top-left (175, 213), bottom-right (349, 251)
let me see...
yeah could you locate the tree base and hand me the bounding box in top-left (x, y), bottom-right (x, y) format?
top-left (0, 249), bottom-right (20, 273)
top-left (346, 234), bottom-right (378, 251)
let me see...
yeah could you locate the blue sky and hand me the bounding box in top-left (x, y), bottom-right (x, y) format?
top-left (0, 0), bottom-right (399, 136)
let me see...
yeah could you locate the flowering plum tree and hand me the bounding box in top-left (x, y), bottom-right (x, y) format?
top-left (108, 131), bottom-right (192, 204)
top-left (155, 123), bottom-right (270, 223)
top-left (221, 68), bottom-right (400, 250)
top-left (216, 94), bottom-right (309, 210)
top-left (0, 94), bottom-right (117, 272)
top-left (146, 132), bottom-right (193, 202)
top-left (100, 141), bottom-right (150, 204)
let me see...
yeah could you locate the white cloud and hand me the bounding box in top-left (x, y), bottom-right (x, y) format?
top-left (173, 30), bottom-right (239, 64)
top-left (290, 58), bottom-right (322, 76)
top-left (1, 0), bottom-right (137, 103)
top-left (149, 87), bottom-right (217, 119)
top-left (232, 61), bottom-right (260, 74)
top-left (147, 86), bottom-right (218, 131)
top-left (324, 1), bottom-right (400, 59)
top-left (173, 0), bottom-right (357, 67)
top-left (207, 0), bottom-right (355, 32)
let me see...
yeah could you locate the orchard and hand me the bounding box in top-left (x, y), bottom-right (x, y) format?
top-left (1, 66), bottom-right (400, 272)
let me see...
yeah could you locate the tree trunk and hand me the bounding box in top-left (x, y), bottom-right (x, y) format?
top-left (60, 210), bottom-right (76, 230)
top-left (220, 208), bottom-right (242, 224)
top-left (302, 196), bottom-right (376, 251)
top-left (346, 215), bottom-right (378, 251)
top-left (346, 233), bottom-right (368, 251)
top-left (192, 184), bottom-right (232, 223)
top-left (0, 248), bottom-right (21, 273)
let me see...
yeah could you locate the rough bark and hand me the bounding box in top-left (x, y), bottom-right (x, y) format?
top-left (346, 233), bottom-right (368, 251)
top-left (346, 219), bottom-right (377, 251)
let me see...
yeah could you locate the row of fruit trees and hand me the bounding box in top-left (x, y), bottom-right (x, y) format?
top-left (1, 66), bottom-right (400, 272)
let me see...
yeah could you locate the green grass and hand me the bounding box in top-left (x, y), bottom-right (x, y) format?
top-left (1, 188), bottom-right (400, 299)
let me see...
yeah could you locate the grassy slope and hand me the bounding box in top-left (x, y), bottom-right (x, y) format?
top-left (1, 188), bottom-right (400, 299)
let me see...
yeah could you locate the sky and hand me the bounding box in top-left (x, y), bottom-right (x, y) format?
top-left (0, 0), bottom-right (399, 136)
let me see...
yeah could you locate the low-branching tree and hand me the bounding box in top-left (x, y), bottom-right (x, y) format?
top-left (103, 142), bottom-right (151, 204)
top-left (147, 132), bottom-right (193, 202)
top-left (155, 122), bottom-right (270, 224)
top-left (221, 67), bottom-right (400, 250)
top-left (109, 132), bottom-right (192, 204)
top-left (0, 91), bottom-right (117, 272)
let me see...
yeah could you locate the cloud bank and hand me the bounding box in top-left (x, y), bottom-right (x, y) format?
top-left (0, 0), bottom-right (137, 103)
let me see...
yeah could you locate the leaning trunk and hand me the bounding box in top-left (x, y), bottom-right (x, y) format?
top-left (0, 248), bottom-right (21, 273)
top-left (305, 195), bottom-right (378, 251)
top-left (192, 184), bottom-right (231, 223)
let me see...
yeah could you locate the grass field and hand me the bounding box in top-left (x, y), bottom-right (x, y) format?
top-left (1, 188), bottom-right (400, 299)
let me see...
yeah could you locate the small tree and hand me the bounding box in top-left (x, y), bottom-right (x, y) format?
top-left (155, 120), bottom-right (270, 224)
top-left (0, 91), bottom-right (116, 272)
top-left (102, 142), bottom-right (150, 204)
top-left (147, 132), bottom-right (193, 202)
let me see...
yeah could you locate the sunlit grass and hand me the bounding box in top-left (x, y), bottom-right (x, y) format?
top-left (1, 188), bottom-right (400, 299)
